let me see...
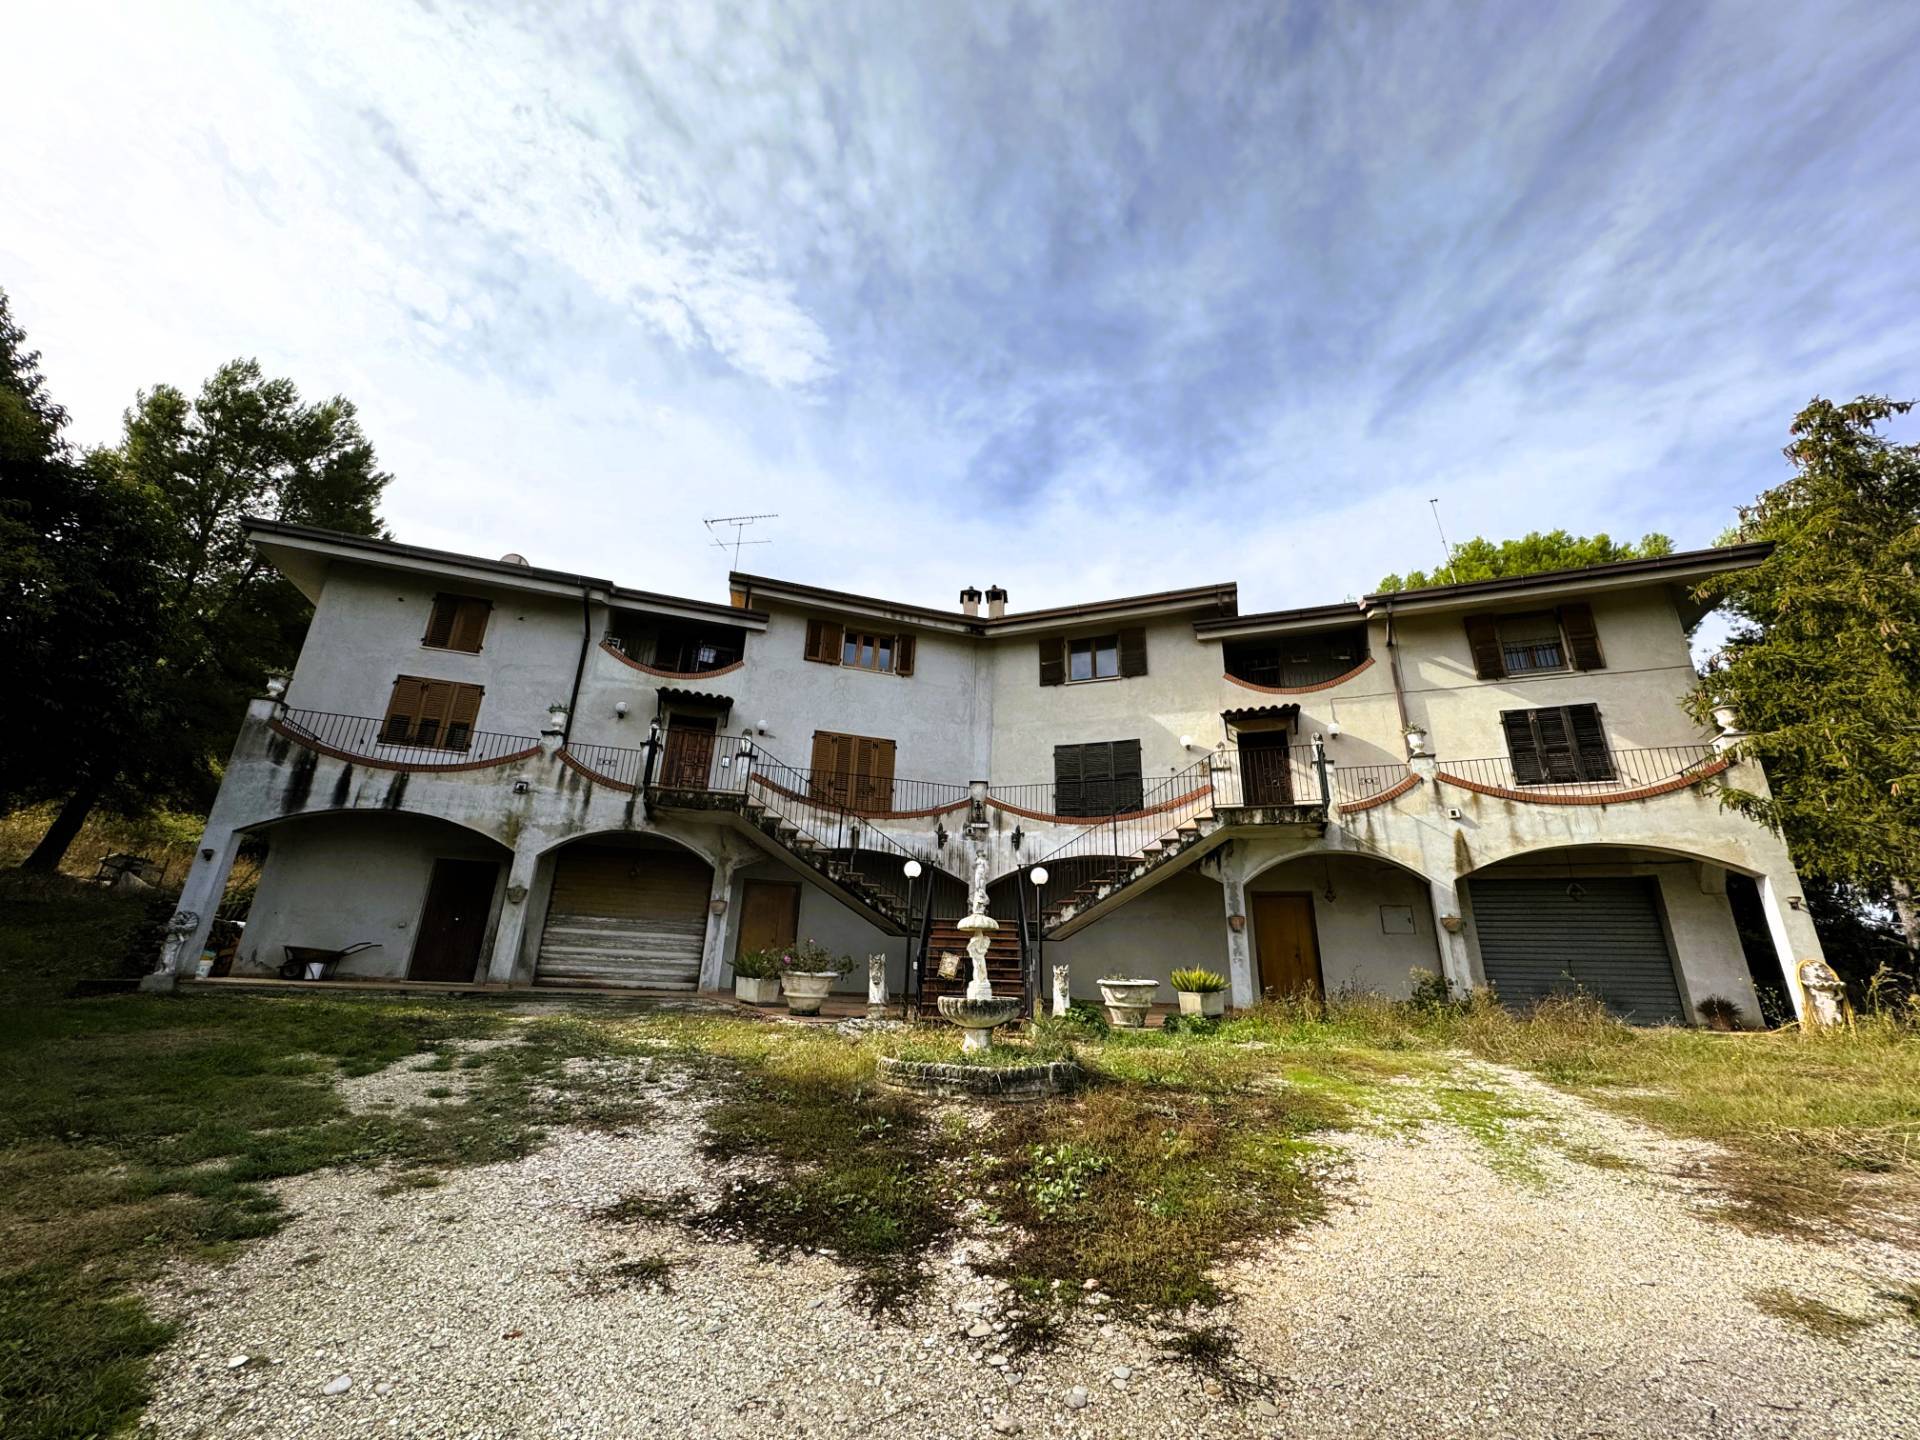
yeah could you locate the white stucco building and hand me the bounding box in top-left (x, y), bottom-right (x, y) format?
top-left (152, 519), bottom-right (1829, 1026)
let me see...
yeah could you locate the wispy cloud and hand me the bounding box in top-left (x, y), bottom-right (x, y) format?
top-left (5, 0), bottom-right (1917, 611)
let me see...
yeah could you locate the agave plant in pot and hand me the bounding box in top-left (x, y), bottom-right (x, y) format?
top-left (732, 947), bottom-right (783, 1006)
top-left (1170, 967), bottom-right (1229, 1018)
top-left (779, 939), bottom-right (854, 1016)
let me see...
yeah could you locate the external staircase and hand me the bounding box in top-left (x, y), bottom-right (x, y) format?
top-left (915, 918), bottom-right (1029, 1010)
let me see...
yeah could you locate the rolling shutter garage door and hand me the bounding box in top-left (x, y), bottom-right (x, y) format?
top-left (536, 846), bottom-right (710, 989)
top-left (1467, 876), bottom-right (1685, 1024)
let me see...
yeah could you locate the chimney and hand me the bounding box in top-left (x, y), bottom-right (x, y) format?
top-left (960, 585), bottom-right (983, 617)
top-left (985, 584), bottom-right (1008, 620)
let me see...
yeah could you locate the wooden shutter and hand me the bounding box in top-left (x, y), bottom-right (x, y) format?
top-left (1118, 627), bottom-right (1148, 678)
top-left (422, 598), bottom-right (455, 649)
top-left (413, 680), bottom-right (455, 748)
top-left (1559, 603), bottom-right (1605, 671)
top-left (1531, 707), bottom-right (1581, 782)
top-left (1500, 710), bottom-right (1546, 785)
top-left (1565, 704), bottom-right (1614, 780)
top-left (444, 683), bottom-right (483, 751)
top-left (383, 676), bottom-right (426, 741)
top-left (809, 731), bottom-right (844, 804)
top-left (1111, 738), bottom-right (1144, 812)
top-left (804, 618), bottom-right (843, 665)
top-left (1081, 743), bottom-right (1117, 817)
top-left (1037, 636), bottom-right (1065, 687)
top-left (894, 633), bottom-right (915, 677)
top-left (1053, 744), bottom-right (1087, 817)
top-left (1465, 615), bottom-right (1506, 679)
top-left (447, 598), bottom-right (490, 653)
top-left (858, 738), bottom-right (896, 811)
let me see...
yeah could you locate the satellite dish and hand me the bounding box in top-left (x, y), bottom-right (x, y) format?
top-left (498, 553), bottom-right (530, 566)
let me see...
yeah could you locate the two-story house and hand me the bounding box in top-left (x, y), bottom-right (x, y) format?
top-left (147, 519), bottom-right (1828, 1027)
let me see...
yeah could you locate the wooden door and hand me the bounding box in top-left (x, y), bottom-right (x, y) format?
top-left (736, 881), bottom-right (801, 961)
top-left (660, 716), bottom-right (718, 788)
top-left (1252, 893), bottom-right (1322, 999)
top-left (410, 859), bottom-right (499, 982)
top-left (1239, 729), bottom-right (1293, 805)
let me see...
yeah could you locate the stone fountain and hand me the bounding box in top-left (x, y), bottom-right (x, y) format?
top-left (936, 851), bottom-right (1024, 1052)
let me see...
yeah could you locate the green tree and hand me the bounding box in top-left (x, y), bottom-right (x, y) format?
top-left (1689, 395), bottom-right (1920, 967)
top-left (1376, 529), bottom-right (1674, 593)
top-left (0, 291), bottom-right (170, 850)
top-left (20, 358), bottom-right (391, 870)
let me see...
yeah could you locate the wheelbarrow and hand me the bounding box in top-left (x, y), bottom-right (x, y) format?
top-left (279, 942), bottom-right (377, 981)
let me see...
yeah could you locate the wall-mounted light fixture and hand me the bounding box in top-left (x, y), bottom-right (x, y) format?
top-left (614, 701), bottom-right (629, 720)
top-left (1326, 718), bottom-right (1343, 738)
top-left (1179, 734), bottom-right (1194, 750)
top-left (1010, 825), bottom-right (1024, 851)
top-left (934, 822), bottom-right (948, 850)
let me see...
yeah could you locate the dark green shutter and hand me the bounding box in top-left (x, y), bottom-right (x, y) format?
top-left (1118, 627), bottom-right (1148, 678)
top-left (1053, 744), bottom-right (1086, 815)
top-left (1465, 615), bottom-right (1506, 679)
top-left (1560, 604), bottom-right (1605, 670)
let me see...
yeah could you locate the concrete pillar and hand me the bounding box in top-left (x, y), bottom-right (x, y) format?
top-left (697, 853), bottom-right (745, 991)
top-left (1217, 846), bottom-right (1257, 1009)
top-left (1758, 871), bottom-right (1825, 1022)
top-left (144, 823), bottom-right (244, 990)
top-left (483, 842), bottom-right (544, 984)
top-left (1427, 877), bottom-right (1476, 998)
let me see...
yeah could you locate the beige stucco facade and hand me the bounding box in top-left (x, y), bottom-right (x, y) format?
top-left (151, 521), bottom-right (1827, 1029)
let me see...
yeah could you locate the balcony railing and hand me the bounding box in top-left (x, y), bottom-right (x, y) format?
top-left (561, 741), bottom-right (650, 790)
top-left (1435, 745), bottom-right (1728, 803)
top-left (1030, 756), bottom-right (1218, 883)
top-left (274, 708), bottom-right (541, 769)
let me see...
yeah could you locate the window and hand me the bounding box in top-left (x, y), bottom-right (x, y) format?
top-left (804, 618), bottom-right (916, 676)
top-left (1052, 739), bottom-right (1144, 818)
top-left (1500, 705), bottom-right (1615, 785)
top-left (1038, 628), bottom-right (1147, 686)
top-left (382, 676), bottom-right (485, 751)
top-left (810, 731), bottom-right (897, 811)
top-left (1464, 604), bottom-right (1604, 679)
top-left (1496, 612), bottom-right (1565, 674)
top-left (422, 594), bottom-right (490, 653)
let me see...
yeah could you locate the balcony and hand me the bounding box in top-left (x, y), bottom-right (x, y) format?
top-left (271, 708), bottom-right (541, 771)
top-left (601, 617), bottom-right (748, 680)
top-left (1435, 745), bottom-right (1729, 805)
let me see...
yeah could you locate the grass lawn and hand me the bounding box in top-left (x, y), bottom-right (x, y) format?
top-left (1, 870), bottom-right (1916, 1437)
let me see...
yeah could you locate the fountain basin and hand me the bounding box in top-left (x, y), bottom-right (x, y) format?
top-left (937, 994), bottom-right (1025, 1051)
top-left (878, 1055), bottom-right (1082, 1101)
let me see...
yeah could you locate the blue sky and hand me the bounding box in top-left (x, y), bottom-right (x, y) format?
top-left (7, 1), bottom-right (1917, 613)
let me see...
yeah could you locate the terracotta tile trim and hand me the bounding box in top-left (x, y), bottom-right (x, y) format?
top-left (557, 747), bottom-right (637, 792)
top-left (748, 773), bottom-right (972, 820)
top-left (270, 719), bottom-right (541, 774)
top-left (1337, 772), bottom-right (1422, 813)
top-left (985, 785), bottom-right (1214, 826)
top-left (600, 640), bottom-right (745, 680)
top-left (1435, 756), bottom-right (1731, 806)
top-left (1223, 655), bottom-right (1375, 695)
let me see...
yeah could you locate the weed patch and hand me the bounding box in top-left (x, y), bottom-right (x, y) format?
top-left (1750, 1286), bottom-right (1877, 1341)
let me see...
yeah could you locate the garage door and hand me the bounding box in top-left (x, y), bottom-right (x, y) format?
top-left (1466, 876), bottom-right (1685, 1024)
top-left (536, 845), bottom-right (710, 989)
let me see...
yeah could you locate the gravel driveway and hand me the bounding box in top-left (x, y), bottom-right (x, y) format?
top-left (137, 1044), bottom-right (1920, 1439)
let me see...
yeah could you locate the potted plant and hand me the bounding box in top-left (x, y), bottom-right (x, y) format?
top-left (1097, 973), bottom-right (1159, 1028)
top-left (1697, 995), bottom-right (1742, 1032)
top-left (779, 939), bottom-right (854, 1016)
top-left (1170, 967), bottom-right (1229, 1018)
top-left (545, 700), bottom-right (569, 733)
top-left (732, 947), bottom-right (783, 1006)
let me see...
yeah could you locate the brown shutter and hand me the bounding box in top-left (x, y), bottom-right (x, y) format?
top-left (861, 738), bottom-right (897, 811)
top-left (804, 617), bottom-right (843, 664)
top-left (1500, 710), bottom-right (1546, 785)
top-left (1566, 704), bottom-right (1614, 780)
top-left (383, 676), bottom-right (427, 741)
top-left (413, 680), bottom-right (455, 748)
top-left (445, 683), bottom-right (484, 751)
top-left (1559, 603), bottom-right (1605, 671)
top-left (893, 633), bottom-right (915, 677)
top-left (448, 598), bottom-right (490, 653)
top-left (1038, 636), bottom-right (1065, 686)
top-left (423, 597), bottom-right (456, 648)
top-left (1465, 615), bottom-right (1506, 679)
top-left (1118, 627), bottom-right (1148, 678)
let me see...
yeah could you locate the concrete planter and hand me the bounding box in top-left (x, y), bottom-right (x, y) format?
top-left (1177, 988), bottom-right (1226, 1018)
top-left (780, 971), bottom-right (837, 1016)
top-left (1098, 977), bottom-right (1158, 1028)
top-left (734, 975), bottom-right (781, 1006)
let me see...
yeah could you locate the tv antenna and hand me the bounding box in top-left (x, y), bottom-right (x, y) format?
top-left (1429, 498), bottom-right (1457, 584)
top-left (704, 513), bottom-right (778, 569)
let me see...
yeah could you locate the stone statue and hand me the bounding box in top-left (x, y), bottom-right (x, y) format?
top-left (1797, 958), bottom-right (1849, 1029)
top-left (1052, 964), bottom-right (1071, 1018)
top-left (969, 851), bottom-right (990, 917)
top-left (866, 952), bottom-right (889, 1019)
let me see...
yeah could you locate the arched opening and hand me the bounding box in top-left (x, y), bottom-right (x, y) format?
top-left (236, 809), bottom-right (511, 983)
top-left (1460, 843), bottom-right (1762, 1027)
top-left (533, 832), bottom-right (715, 991)
top-left (1245, 850), bottom-right (1441, 1001)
